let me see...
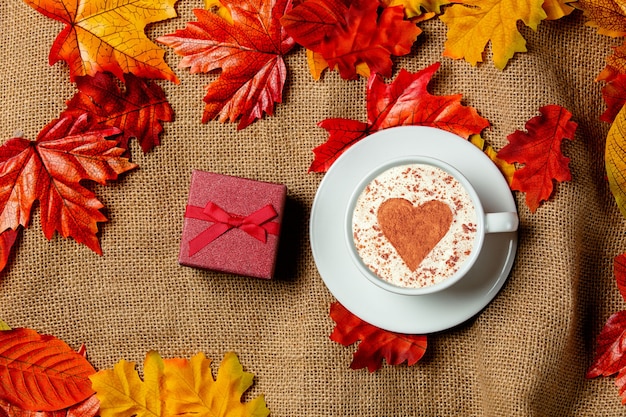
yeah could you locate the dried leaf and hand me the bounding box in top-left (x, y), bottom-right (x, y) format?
top-left (0, 328), bottom-right (96, 411)
top-left (157, 0), bottom-right (295, 129)
top-left (439, 0), bottom-right (546, 69)
top-left (281, 0), bottom-right (421, 79)
top-left (329, 302), bottom-right (427, 372)
top-left (578, 0), bottom-right (626, 37)
top-left (496, 105), bottom-right (577, 212)
top-left (23, 0), bottom-right (178, 82)
top-left (0, 395), bottom-right (99, 417)
top-left (0, 229), bottom-right (18, 273)
top-left (62, 72), bottom-right (174, 154)
top-left (0, 114), bottom-right (136, 254)
top-left (310, 62), bottom-right (489, 172)
top-left (587, 254), bottom-right (626, 403)
top-left (90, 351), bottom-right (164, 417)
top-left (163, 352), bottom-right (270, 417)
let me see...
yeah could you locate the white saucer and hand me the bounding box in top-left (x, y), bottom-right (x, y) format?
top-left (310, 126), bottom-right (518, 334)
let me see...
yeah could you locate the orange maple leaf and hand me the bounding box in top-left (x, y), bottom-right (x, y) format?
top-left (157, 0), bottom-right (295, 129)
top-left (0, 328), bottom-right (96, 411)
top-left (310, 62), bottom-right (489, 172)
top-left (587, 253), bottom-right (626, 403)
top-left (496, 105), bottom-right (577, 212)
top-left (23, 0), bottom-right (178, 82)
top-left (578, 0), bottom-right (626, 37)
top-left (329, 302), bottom-right (427, 372)
top-left (281, 0), bottom-right (421, 80)
top-left (0, 114), bottom-right (136, 254)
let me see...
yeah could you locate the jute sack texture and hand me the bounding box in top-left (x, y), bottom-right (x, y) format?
top-left (0, 1), bottom-right (622, 415)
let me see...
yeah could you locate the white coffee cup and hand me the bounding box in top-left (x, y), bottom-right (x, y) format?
top-left (346, 156), bottom-right (518, 296)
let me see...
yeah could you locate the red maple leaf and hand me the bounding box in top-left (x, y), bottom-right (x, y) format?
top-left (587, 253), bottom-right (626, 403)
top-left (0, 114), bottom-right (136, 255)
top-left (597, 66), bottom-right (626, 123)
top-left (329, 302), bottom-right (427, 372)
top-left (281, 0), bottom-right (421, 80)
top-left (496, 105), bottom-right (577, 212)
top-left (62, 72), bottom-right (174, 154)
top-left (0, 229), bottom-right (18, 274)
top-left (157, 0), bottom-right (296, 129)
top-left (310, 62), bottom-right (490, 172)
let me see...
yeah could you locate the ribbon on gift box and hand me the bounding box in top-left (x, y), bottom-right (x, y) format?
top-left (185, 201), bottom-right (280, 256)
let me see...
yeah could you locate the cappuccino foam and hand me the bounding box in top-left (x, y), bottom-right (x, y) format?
top-left (352, 163), bottom-right (478, 288)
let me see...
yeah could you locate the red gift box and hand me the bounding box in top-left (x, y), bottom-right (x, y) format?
top-left (178, 170), bottom-right (287, 279)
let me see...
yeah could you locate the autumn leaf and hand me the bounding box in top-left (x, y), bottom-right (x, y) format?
top-left (604, 103), bottom-right (626, 218)
top-left (281, 0), bottom-right (421, 80)
top-left (329, 302), bottom-right (427, 372)
top-left (542, 0), bottom-right (576, 20)
top-left (91, 351), bottom-right (269, 417)
top-left (157, 0), bottom-right (295, 129)
top-left (62, 72), bottom-right (174, 154)
top-left (310, 62), bottom-right (489, 172)
top-left (578, 0), bottom-right (626, 37)
top-left (381, 0), bottom-right (450, 16)
top-left (23, 0), bottom-right (178, 83)
top-left (0, 395), bottom-right (99, 417)
top-left (163, 352), bottom-right (270, 417)
top-left (597, 67), bottom-right (626, 123)
top-left (439, 0), bottom-right (547, 69)
top-left (0, 320), bottom-right (10, 331)
top-left (496, 105), bottom-right (577, 212)
top-left (0, 113), bottom-right (137, 255)
top-left (0, 328), bottom-right (96, 411)
top-left (587, 253), bottom-right (626, 403)
top-left (90, 351), bottom-right (164, 417)
top-left (0, 229), bottom-right (18, 274)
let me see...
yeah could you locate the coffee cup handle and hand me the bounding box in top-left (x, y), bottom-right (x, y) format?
top-left (484, 212), bottom-right (519, 233)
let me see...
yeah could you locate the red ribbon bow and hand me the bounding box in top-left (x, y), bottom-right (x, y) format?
top-left (185, 202), bottom-right (280, 256)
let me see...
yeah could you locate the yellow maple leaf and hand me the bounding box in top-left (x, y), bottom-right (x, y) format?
top-left (380, 0), bottom-right (450, 16)
top-left (470, 135), bottom-right (516, 184)
top-left (542, 0), bottom-right (576, 20)
top-left (306, 50), bottom-right (371, 80)
top-left (90, 351), bottom-right (165, 417)
top-left (439, 0), bottom-right (547, 69)
top-left (578, 0), bottom-right (626, 37)
top-left (606, 104), bottom-right (626, 218)
top-left (24, 0), bottom-right (178, 82)
top-left (163, 352), bottom-right (269, 417)
top-left (204, 0), bottom-right (234, 24)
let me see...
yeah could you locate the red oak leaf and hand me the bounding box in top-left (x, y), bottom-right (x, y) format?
top-left (0, 229), bottom-right (18, 274)
top-left (281, 0), bottom-right (421, 80)
top-left (329, 302), bottom-right (427, 372)
top-left (587, 254), bottom-right (626, 403)
top-left (0, 114), bottom-right (136, 255)
top-left (496, 105), bottom-right (577, 212)
top-left (157, 0), bottom-right (296, 129)
top-left (0, 395), bottom-right (99, 417)
top-left (597, 66), bottom-right (626, 123)
top-left (310, 62), bottom-right (490, 172)
top-left (62, 73), bottom-right (174, 154)
top-left (0, 328), bottom-right (96, 411)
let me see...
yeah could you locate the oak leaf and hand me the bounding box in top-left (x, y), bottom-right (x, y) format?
top-left (281, 0), bottom-right (421, 80)
top-left (23, 0), bottom-right (178, 82)
top-left (587, 253), bottom-right (626, 403)
top-left (157, 0), bottom-right (295, 129)
top-left (605, 103), bottom-right (626, 218)
top-left (439, 0), bottom-right (546, 69)
top-left (90, 351), bottom-right (164, 417)
top-left (0, 113), bottom-right (137, 255)
top-left (0, 328), bottom-right (96, 411)
top-left (62, 72), bottom-right (174, 154)
top-left (310, 62), bottom-right (489, 172)
top-left (163, 352), bottom-right (270, 417)
top-left (329, 302), bottom-right (427, 372)
top-left (496, 105), bottom-right (577, 212)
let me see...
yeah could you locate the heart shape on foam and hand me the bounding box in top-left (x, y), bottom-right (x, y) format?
top-left (377, 198), bottom-right (453, 271)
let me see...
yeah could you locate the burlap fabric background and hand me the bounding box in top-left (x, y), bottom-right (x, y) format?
top-left (0, 0), bottom-right (623, 415)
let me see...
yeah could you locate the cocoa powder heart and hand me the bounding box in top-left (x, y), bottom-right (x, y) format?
top-left (377, 198), bottom-right (453, 271)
